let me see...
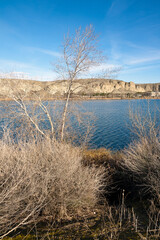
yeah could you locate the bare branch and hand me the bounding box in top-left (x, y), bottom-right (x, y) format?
top-left (11, 94), bottom-right (45, 136)
top-left (53, 25), bottom-right (105, 140)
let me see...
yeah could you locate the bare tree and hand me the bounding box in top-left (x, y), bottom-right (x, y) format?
top-left (55, 25), bottom-right (104, 141)
top-left (7, 88), bottom-right (55, 139)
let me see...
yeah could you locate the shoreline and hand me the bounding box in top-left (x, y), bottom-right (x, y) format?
top-left (0, 96), bottom-right (160, 101)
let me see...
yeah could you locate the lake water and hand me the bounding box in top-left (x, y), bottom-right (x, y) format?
top-left (0, 99), bottom-right (160, 150)
top-left (78, 99), bottom-right (160, 150)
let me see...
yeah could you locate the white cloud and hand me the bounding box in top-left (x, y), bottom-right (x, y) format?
top-left (30, 70), bottom-right (57, 81)
top-left (89, 63), bottom-right (121, 74)
top-left (0, 70), bottom-right (57, 81)
top-left (121, 64), bottom-right (160, 74)
top-left (27, 47), bottom-right (62, 57)
top-left (0, 71), bottom-right (30, 79)
top-left (107, 0), bottom-right (136, 16)
top-left (0, 59), bottom-right (57, 81)
top-left (127, 55), bottom-right (160, 65)
top-left (108, 38), bottom-right (160, 67)
top-left (0, 59), bottom-right (33, 70)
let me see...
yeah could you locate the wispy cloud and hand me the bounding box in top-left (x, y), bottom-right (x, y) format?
top-left (128, 55), bottom-right (160, 65)
top-left (121, 64), bottom-right (160, 74)
top-left (83, 63), bottom-right (122, 79)
top-left (0, 69), bottom-right (57, 81)
top-left (108, 38), bottom-right (160, 66)
top-left (123, 41), bottom-right (146, 50)
top-left (29, 69), bottom-right (57, 81)
top-left (0, 71), bottom-right (30, 79)
top-left (0, 59), bottom-right (33, 70)
top-left (106, 37), bottom-right (160, 82)
top-left (109, 39), bottom-right (122, 62)
top-left (0, 59), bottom-right (57, 81)
top-left (0, 20), bottom-right (22, 38)
top-left (89, 63), bottom-right (121, 73)
top-left (107, 0), bottom-right (136, 16)
top-left (26, 47), bottom-right (62, 57)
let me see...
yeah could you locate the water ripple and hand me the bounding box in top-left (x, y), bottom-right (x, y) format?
top-left (0, 99), bottom-right (160, 150)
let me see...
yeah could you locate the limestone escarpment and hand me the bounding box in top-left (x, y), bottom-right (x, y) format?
top-left (0, 78), bottom-right (160, 99)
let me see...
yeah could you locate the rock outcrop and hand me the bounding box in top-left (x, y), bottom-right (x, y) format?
top-left (0, 78), bottom-right (160, 99)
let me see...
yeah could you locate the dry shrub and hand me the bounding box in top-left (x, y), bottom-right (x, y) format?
top-left (123, 135), bottom-right (160, 237)
top-left (122, 135), bottom-right (160, 198)
top-left (0, 137), bottom-right (105, 237)
top-left (82, 148), bottom-right (126, 202)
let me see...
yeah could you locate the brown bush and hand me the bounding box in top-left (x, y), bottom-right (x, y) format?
top-left (122, 136), bottom-right (160, 199)
top-left (0, 137), bottom-right (106, 237)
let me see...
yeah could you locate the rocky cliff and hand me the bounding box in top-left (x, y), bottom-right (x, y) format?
top-left (0, 78), bottom-right (160, 99)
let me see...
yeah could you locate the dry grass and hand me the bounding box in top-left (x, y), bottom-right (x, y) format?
top-left (82, 148), bottom-right (112, 166)
top-left (82, 148), bottom-right (123, 166)
top-left (0, 136), bottom-right (106, 238)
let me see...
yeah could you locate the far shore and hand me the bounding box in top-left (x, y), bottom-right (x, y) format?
top-left (0, 96), bottom-right (160, 102)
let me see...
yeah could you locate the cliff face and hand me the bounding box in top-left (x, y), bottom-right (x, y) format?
top-left (0, 78), bottom-right (160, 99)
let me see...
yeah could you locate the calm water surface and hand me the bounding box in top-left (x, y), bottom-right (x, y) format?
top-left (0, 99), bottom-right (160, 150)
top-left (74, 99), bottom-right (160, 150)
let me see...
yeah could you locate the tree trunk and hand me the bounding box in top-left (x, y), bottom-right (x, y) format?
top-left (61, 81), bottom-right (72, 141)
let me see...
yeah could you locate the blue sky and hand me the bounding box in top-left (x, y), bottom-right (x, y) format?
top-left (0, 0), bottom-right (160, 83)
